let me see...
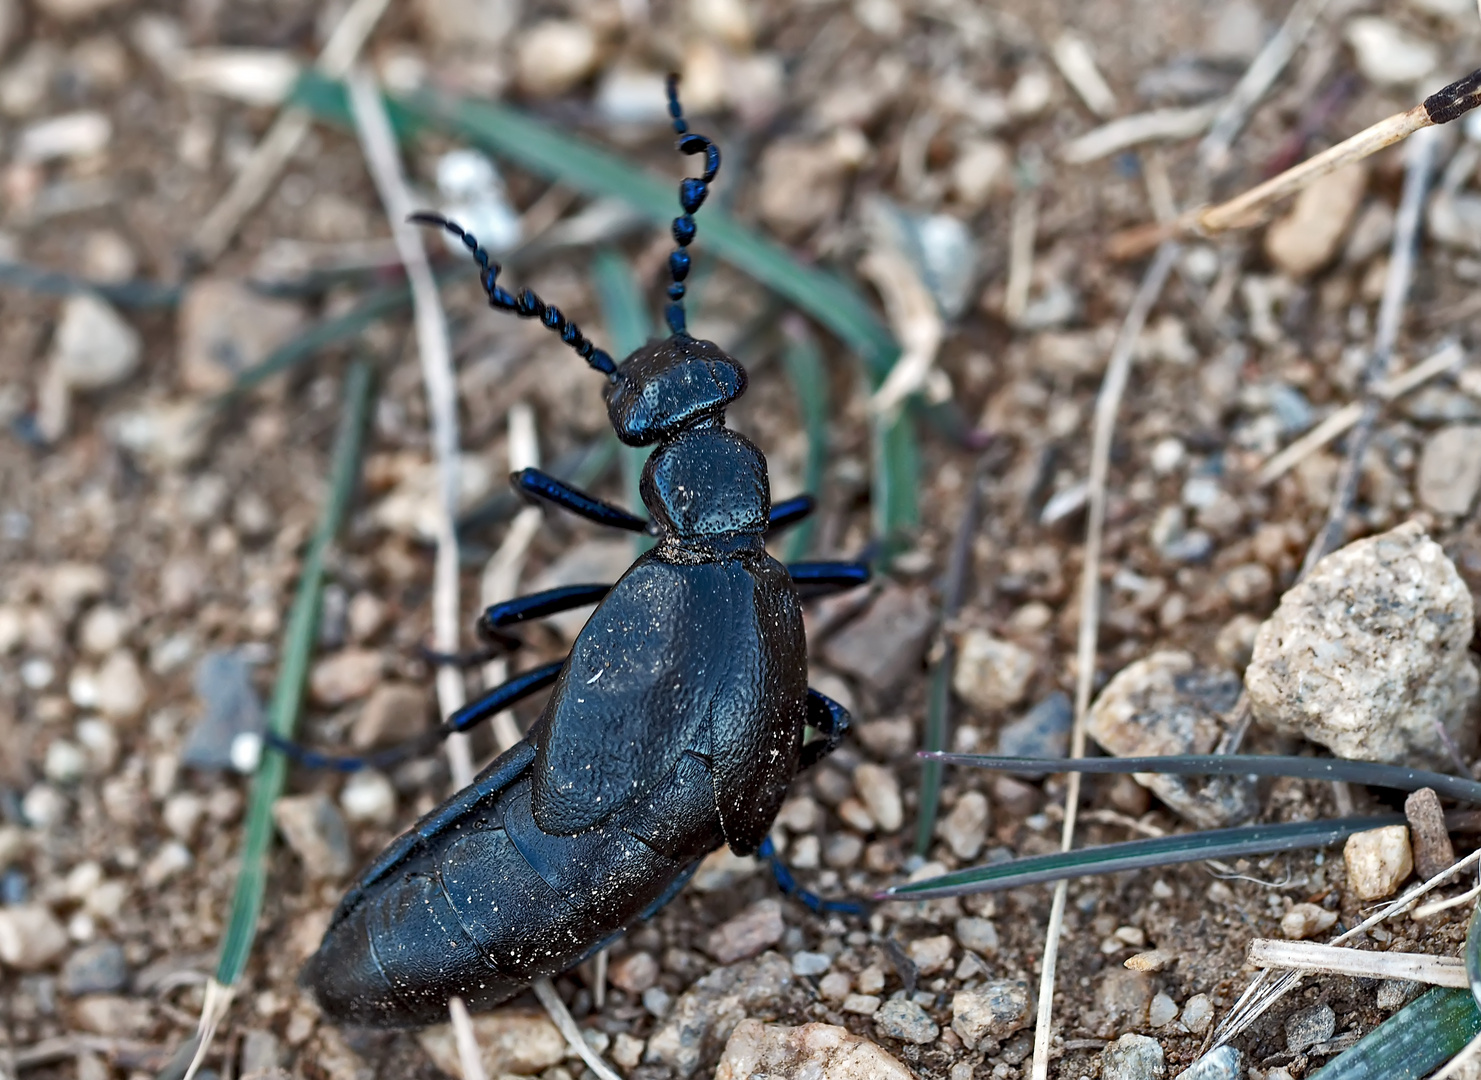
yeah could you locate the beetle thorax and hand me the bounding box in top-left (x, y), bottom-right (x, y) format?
top-left (640, 426), bottom-right (769, 540)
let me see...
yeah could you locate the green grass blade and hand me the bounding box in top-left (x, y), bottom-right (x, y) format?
top-left (289, 72), bottom-right (919, 551)
top-left (914, 656), bottom-right (952, 855)
top-left (1467, 894), bottom-right (1481, 1008)
top-left (1307, 988), bottom-right (1481, 1080)
top-left (877, 814), bottom-right (1404, 900)
top-left (779, 324), bottom-right (829, 562)
top-left (0, 260), bottom-right (182, 308)
top-left (214, 360), bottom-right (373, 985)
top-left (926, 753), bottom-right (1481, 804)
top-left (590, 248), bottom-right (655, 556)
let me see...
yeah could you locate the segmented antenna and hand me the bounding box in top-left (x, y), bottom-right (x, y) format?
top-left (410, 213), bottom-right (617, 378)
top-left (663, 74), bottom-right (721, 337)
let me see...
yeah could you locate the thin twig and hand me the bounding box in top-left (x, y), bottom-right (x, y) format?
top-left (1412, 878), bottom-right (1481, 921)
top-left (532, 979), bottom-right (621, 1080)
top-left (482, 403), bottom-right (542, 753)
top-left (1108, 66), bottom-right (1481, 259)
top-left (188, 0), bottom-right (392, 264)
top-left (1246, 940), bottom-right (1469, 988)
top-left (1029, 242), bottom-right (1180, 1080)
top-left (346, 69), bottom-right (473, 789)
top-left (1257, 341), bottom-right (1465, 486)
top-left (1198, 0), bottom-right (1332, 174)
top-left (1298, 125), bottom-right (1439, 578)
top-left (1052, 32), bottom-right (1119, 118)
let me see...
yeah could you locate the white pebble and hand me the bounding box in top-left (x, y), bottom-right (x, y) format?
top-left (340, 770), bottom-right (397, 825)
top-left (43, 740), bottom-right (87, 785)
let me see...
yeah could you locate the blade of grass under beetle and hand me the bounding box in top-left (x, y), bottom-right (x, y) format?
top-left (590, 247), bottom-right (655, 557)
top-left (0, 260), bottom-right (182, 308)
top-left (877, 814), bottom-right (1403, 900)
top-left (925, 753), bottom-right (1481, 804)
top-left (779, 321), bottom-right (829, 563)
top-left (214, 360), bottom-right (373, 987)
top-left (288, 71), bottom-right (919, 553)
top-left (1306, 987), bottom-right (1481, 1080)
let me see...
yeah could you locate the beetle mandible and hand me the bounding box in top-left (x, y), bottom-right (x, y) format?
top-left (297, 76), bottom-right (871, 1027)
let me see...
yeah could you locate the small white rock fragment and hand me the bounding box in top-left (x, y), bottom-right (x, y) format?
top-left (1181, 993), bottom-right (1215, 1035)
top-left (1416, 425), bottom-right (1481, 516)
top-left (1148, 992), bottom-right (1179, 1027)
top-left (515, 21), bottom-right (597, 97)
top-left (1264, 164), bottom-right (1367, 279)
top-left (1344, 17), bottom-right (1439, 87)
top-left (714, 1019), bottom-right (913, 1080)
top-left (853, 764), bottom-right (902, 833)
top-left (309, 649), bottom-right (382, 707)
top-left (417, 1008), bottom-right (565, 1077)
top-left (16, 110), bottom-right (111, 162)
top-left (339, 770), bottom-right (396, 825)
top-left (704, 899), bottom-right (784, 964)
top-left (95, 650), bottom-right (146, 724)
top-left (952, 630), bottom-right (1037, 711)
top-left (1344, 824), bottom-right (1413, 900)
top-left (907, 935), bottom-right (954, 975)
top-left (272, 793), bottom-right (352, 879)
top-left (1246, 522), bottom-right (1480, 766)
top-left (0, 905), bottom-right (69, 970)
top-left (1281, 902), bottom-right (1339, 940)
top-left (938, 790), bottom-right (990, 861)
top-left (609, 950), bottom-right (659, 994)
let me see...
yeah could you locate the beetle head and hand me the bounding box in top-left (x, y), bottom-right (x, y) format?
top-left (605, 334), bottom-right (747, 446)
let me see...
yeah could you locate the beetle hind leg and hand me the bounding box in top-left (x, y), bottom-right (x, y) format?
top-left (799, 688), bottom-right (851, 771)
top-left (759, 836), bottom-right (868, 916)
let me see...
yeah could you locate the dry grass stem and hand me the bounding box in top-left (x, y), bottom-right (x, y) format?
top-left (1197, 0), bottom-right (1332, 173)
top-left (532, 978), bottom-right (621, 1080)
top-left (862, 246), bottom-right (945, 417)
top-left (1245, 940), bottom-right (1469, 988)
top-left (1298, 126), bottom-right (1439, 578)
top-left (482, 403), bottom-right (543, 753)
top-left (1003, 178), bottom-right (1040, 325)
top-left (447, 997), bottom-right (489, 1080)
top-left (1052, 33), bottom-right (1119, 118)
top-left (1257, 341), bottom-right (1465, 485)
top-left (346, 69), bottom-right (473, 787)
top-left (1061, 104), bottom-right (1219, 166)
top-left (182, 979), bottom-right (233, 1080)
top-left (1411, 878), bottom-right (1481, 920)
top-left (1029, 241), bottom-right (1181, 1080)
top-left (188, 0), bottom-right (392, 264)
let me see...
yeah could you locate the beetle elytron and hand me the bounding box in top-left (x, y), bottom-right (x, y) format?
top-left (298, 77), bottom-right (869, 1026)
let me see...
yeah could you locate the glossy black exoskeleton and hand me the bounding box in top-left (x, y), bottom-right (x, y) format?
top-left (298, 77), bottom-right (870, 1027)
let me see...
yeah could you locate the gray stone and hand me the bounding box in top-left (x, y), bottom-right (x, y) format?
top-left (1148, 992), bottom-right (1179, 1027)
top-left (309, 648), bottom-right (382, 707)
top-left (791, 951), bottom-right (832, 977)
top-left (1096, 968), bottom-right (1154, 1028)
top-left (1417, 425), bottom-right (1481, 515)
top-left (351, 682), bottom-right (431, 750)
top-left (1285, 1003), bottom-right (1335, 1054)
top-left (1101, 1034), bottom-right (1165, 1080)
top-left (714, 1019), bottom-right (913, 1080)
top-left (645, 952), bottom-right (795, 1077)
top-left (822, 587), bottom-right (935, 695)
top-left (37, 293), bottom-right (141, 441)
top-left (704, 899), bottom-right (785, 964)
top-left (1246, 522), bottom-right (1479, 766)
top-left (1181, 993), bottom-right (1214, 1035)
top-left (1088, 652), bottom-right (1256, 828)
top-left (1178, 1046), bottom-right (1245, 1080)
top-left (184, 651), bottom-right (264, 770)
top-left (952, 630), bottom-right (1037, 711)
top-left (60, 941), bottom-right (127, 995)
top-left (271, 794), bottom-right (351, 879)
top-left (609, 950), bottom-right (658, 994)
top-left (176, 279), bottom-right (305, 395)
top-left (997, 691), bottom-right (1072, 759)
top-left (873, 998), bottom-right (938, 1045)
top-left (951, 982), bottom-right (1031, 1048)
top-left (954, 916), bottom-right (1000, 955)
top-left (1377, 980), bottom-right (1421, 1010)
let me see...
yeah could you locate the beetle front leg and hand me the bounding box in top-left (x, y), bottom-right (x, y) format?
top-left (512, 468), bottom-right (650, 531)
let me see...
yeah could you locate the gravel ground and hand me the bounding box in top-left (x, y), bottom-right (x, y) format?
top-left (3, 0), bottom-right (1481, 1078)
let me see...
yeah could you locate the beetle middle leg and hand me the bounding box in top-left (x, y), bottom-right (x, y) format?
top-left (788, 560), bottom-right (871, 599)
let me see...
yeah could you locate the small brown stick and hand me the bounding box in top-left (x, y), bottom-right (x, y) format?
top-left (188, 0), bottom-right (393, 265)
top-left (1108, 66), bottom-right (1481, 260)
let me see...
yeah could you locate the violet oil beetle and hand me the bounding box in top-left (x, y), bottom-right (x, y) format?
top-left (293, 76), bottom-right (871, 1027)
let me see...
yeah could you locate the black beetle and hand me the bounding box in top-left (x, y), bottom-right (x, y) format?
top-left (297, 76), bottom-right (870, 1027)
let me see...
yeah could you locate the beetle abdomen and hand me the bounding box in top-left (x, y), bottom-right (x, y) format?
top-left (302, 747), bottom-right (726, 1027)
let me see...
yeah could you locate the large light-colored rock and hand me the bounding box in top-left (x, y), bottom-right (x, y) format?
top-left (646, 952), bottom-right (795, 1076)
top-left (417, 1007), bottom-right (564, 1077)
top-left (1088, 652), bottom-right (1256, 828)
top-left (1264, 163), bottom-right (1367, 278)
top-left (714, 1019), bottom-right (912, 1080)
top-left (1246, 522), bottom-right (1479, 765)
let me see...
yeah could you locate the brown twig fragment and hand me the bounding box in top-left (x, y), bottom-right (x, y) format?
top-left (1108, 65), bottom-right (1481, 259)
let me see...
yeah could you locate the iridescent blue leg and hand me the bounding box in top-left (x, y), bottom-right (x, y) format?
top-left (759, 836), bottom-right (868, 916)
top-left (478, 583), bottom-right (613, 641)
top-left (267, 661), bottom-right (565, 773)
top-left (788, 561), bottom-right (870, 597)
top-left (512, 468), bottom-right (649, 532)
top-left (800, 687), bottom-right (851, 771)
top-left (767, 495), bottom-right (815, 534)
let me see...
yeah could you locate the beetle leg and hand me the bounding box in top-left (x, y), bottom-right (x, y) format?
top-left (477, 583), bottom-right (614, 642)
top-left (766, 494), bottom-right (815, 534)
top-left (799, 688), bottom-right (851, 772)
top-left (758, 836), bottom-right (868, 916)
top-left (788, 560), bottom-right (871, 599)
top-left (512, 468), bottom-right (650, 532)
top-left (267, 660), bottom-right (565, 773)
